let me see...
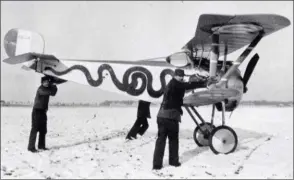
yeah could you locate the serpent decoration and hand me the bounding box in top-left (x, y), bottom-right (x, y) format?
top-left (45, 64), bottom-right (174, 98)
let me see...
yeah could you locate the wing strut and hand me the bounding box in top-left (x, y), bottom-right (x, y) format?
top-left (220, 43), bottom-right (228, 75)
top-left (209, 32), bottom-right (220, 78)
top-left (216, 30), bottom-right (264, 87)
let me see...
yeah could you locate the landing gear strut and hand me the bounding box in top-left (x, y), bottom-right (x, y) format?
top-left (184, 101), bottom-right (238, 154)
top-left (209, 101), bottom-right (238, 154)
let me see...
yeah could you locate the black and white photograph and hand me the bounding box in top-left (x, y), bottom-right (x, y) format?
top-left (1, 1), bottom-right (293, 179)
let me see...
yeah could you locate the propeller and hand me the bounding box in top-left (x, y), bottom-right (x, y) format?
top-left (242, 53), bottom-right (260, 93)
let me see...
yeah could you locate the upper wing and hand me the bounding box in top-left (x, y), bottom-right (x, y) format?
top-left (183, 14), bottom-right (291, 58)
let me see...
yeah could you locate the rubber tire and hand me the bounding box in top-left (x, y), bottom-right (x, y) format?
top-left (209, 125), bottom-right (238, 155)
top-left (193, 123), bottom-right (215, 147)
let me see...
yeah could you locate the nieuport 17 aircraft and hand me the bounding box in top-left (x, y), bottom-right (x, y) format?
top-left (3, 14), bottom-right (290, 154)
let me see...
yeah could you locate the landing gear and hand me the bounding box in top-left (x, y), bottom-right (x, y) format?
top-left (184, 101), bottom-right (238, 155)
top-left (184, 106), bottom-right (214, 147)
top-left (209, 125), bottom-right (238, 154)
top-left (193, 123), bottom-right (215, 146)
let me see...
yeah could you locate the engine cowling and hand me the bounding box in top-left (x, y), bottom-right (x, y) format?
top-left (215, 71), bottom-right (244, 111)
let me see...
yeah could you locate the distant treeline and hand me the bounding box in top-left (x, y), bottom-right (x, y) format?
top-left (239, 100), bottom-right (293, 107)
top-left (98, 100), bottom-right (157, 107)
top-left (0, 100), bottom-right (99, 107)
top-left (1, 100), bottom-right (293, 107)
top-left (0, 100), bottom-right (151, 107)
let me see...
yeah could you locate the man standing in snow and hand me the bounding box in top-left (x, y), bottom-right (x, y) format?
top-left (27, 76), bottom-right (58, 153)
top-left (152, 69), bottom-right (214, 170)
top-left (126, 100), bottom-right (151, 140)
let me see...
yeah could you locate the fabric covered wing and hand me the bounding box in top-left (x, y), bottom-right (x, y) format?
top-left (183, 14), bottom-right (291, 58)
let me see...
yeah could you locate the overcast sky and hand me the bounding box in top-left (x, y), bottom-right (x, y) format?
top-left (1, 1), bottom-right (293, 103)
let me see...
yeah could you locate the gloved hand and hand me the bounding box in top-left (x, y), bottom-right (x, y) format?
top-left (47, 76), bottom-right (67, 85)
top-left (189, 74), bottom-right (208, 82)
top-left (206, 77), bottom-right (219, 87)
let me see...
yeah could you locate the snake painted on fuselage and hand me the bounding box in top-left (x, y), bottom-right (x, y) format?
top-left (45, 64), bottom-right (174, 98)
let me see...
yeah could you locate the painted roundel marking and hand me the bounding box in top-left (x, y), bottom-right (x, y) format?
top-left (4, 29), bottom-right (18, 57)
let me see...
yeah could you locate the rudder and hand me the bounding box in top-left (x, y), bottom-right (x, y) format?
top-left (3, 28), bottom-right (45, 58)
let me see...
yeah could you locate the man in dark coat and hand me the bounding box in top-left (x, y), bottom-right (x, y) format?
top-left (152, 69), bottom-right (214, 170)
top-left (126, 100), bottom-right (151, 140)
top-left (27, 76), bottom-right (58, 152)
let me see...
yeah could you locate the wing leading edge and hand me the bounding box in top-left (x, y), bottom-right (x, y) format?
top-left (183, 14), bottom-right (291, 58)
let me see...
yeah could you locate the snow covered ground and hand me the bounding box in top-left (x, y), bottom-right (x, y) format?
top-left (1, 106), bottom-right (293, 179)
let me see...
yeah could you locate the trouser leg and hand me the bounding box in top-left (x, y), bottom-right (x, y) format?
top-left (28, 128), bottom-right (38, 150)
top-left (138, 117), bottom-right (149, 136)
top-left (28, 110), bottom-right (38, 150)
top-left (153, 118), bottom-right (167, 167)
top-left (126, 117), bottom-right (141, 138)
top-left (167, 121), bottom-right (179, 164)
top-left (38, 112), bottom-right (47, 148)
top-left (38, 132), bottom-right (46, 149)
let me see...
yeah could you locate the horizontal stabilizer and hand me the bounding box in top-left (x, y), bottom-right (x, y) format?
top-left (3, 53), bottom-right (35, 64)
top-left (21, 65), bottom-right (34, 71)
top-left (3, 52), bottom-right (59, 65)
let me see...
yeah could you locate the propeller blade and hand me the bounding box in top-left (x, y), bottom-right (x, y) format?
top-left (242, 53), bottom-right (259, 92)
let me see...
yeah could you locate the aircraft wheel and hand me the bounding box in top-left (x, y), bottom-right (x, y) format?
top-left (209, 125), bottom-right (238, 154)
top-left (193, 123), bottom-right (215, 147)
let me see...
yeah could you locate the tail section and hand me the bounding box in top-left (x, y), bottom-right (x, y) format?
top-left (3, 52), bottom-right (58, 65)
top-left (3, 53), bottom-right (36, 64)
top-left (3, 28), bottom-right (45, 58)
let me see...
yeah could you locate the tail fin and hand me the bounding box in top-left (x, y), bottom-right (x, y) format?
top-left (3, 28), bottom-right (45, 58)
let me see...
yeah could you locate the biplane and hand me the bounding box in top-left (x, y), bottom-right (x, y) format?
top-left (2, 14), bottom-right (290, 154)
